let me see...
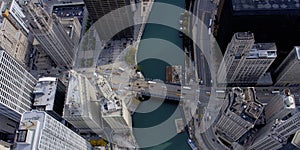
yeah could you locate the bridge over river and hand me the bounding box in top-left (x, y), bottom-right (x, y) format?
top-left (130, 79), bottom-right (199, 102)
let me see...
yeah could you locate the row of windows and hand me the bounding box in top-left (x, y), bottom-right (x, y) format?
top-left (0, 75), bottom-right (31, 100)
top-left (0, 52), bottom-right (31, 78)
top-left (0, 93), bottom-right (30, 112)
top-left (0, 78), bottom-right (20, 99)
top-left (0, 95), bottom-right (17, 111)
top-left (0, 60), bottom-right (35, 88)
top-left (36, 31), bottom-right (73, 66)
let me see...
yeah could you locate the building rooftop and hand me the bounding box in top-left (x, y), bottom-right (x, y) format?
top-left (96, 75), bottom-right (122, 117)
top-left (235, 31), bottom-right (254, 40)
top-left (64, 71), bottom-right (87, 116)
top-left (33, 77), bottom-right (58, 111)
top-left (292, 130), bottom-right (300, 149)
top-left (1, 0), bottom-right (29, 33)
top-left (248, 43), bottom-right (277, 59)
top-left (282, 89), bottom-right (296, 109)
top-left (16, 111), bottom-right (91, 150)
top-left (229, 87), bottom-right (264, 124)
top-left (232, 0), bottom-right (300, 12)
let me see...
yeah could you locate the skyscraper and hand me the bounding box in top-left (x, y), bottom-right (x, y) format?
top-left (0, 0), bottom-right (31, 65)
top-left (59, 17), bottom-right (82, 47)
top-left (274, 46), bottom-right (300, 87)
top-left (84, 0), bottom-right (134, 40)
top-left (22, 2), bottom-right (75, 69)
top-left (214, 87), bottom-right (264, 143)
top-left (248, 112), bottom-right (300, 150)
top-left (63, 70), bottom-right (103, 134)
top-left (96, 75), bottom-right (132, 133)
top-left (218, 32), bottom-right (277, 85)
top-left (96, 75), bottom-right (135, 148)
top-left (0, 50), bottom-right (36, 122)
top-left (15, 110), bottom-right (92, 150)
top-left (264, 89), bottom-right (296, 123)
top-left (32, 77), bottom-right (66, 121)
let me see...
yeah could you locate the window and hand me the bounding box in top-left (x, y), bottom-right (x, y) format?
top-left (16, 130), bottom-right (28, 142)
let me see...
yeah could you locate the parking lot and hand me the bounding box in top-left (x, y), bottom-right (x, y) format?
top-left (52, 4), bottom-right (85, 23)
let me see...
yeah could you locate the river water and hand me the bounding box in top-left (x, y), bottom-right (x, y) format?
top-left (133, 0), bottom-right (190, 149)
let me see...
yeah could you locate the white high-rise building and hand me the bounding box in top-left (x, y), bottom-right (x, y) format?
top-left (96, 75), bottom-right (132, 133)
top-left (0, 50), bottom-right (36, 122)
top-left (63, 70), bottom-right (103, 134)
top-left (22, 2), bottom-right (75, 69)
top-left (15, 111), bottom-right (92, 150)
top-left (218, 32), bottom-right (277, 85)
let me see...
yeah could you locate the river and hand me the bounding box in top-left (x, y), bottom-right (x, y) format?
top-left (133, 0), bottom-right (190, 149)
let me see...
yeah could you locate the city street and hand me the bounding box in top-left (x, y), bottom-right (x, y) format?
top-left (193, 0), bottom-right (215, 87)
top-left (189, 0), bottom-right (228, 149)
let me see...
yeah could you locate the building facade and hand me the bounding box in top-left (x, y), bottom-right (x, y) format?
top-left (84, 0), bottom-right (134, 40)
top-left (275, 46), bottom-right (300, 87)
top-left (0, 50), bottom-right (36, 122)
top-left (15, 111), bottom-right (92, 150)
top-left (248, 112), bottom-right (300, 150)
top-left (218, 32), bottom-right (276, 85)
top-left (22, 2), bottom-right (75, 69)
top-left (0, 0), bottom-right (31, 65)
top-left (63, 70), bottom-right (103, 134)
top-left (214, 87), bottom-right (264, 143)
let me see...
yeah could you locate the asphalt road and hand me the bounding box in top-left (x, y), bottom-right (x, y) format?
top-left (194, 0), bottom-right (215, 87)
top-left (191, 0), bottom-right (228, 149)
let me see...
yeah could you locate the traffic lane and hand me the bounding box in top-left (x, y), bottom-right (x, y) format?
top-left (196, 11), bottom-right (212, 86)
top-left (203, 127), bottom-right (227, 150)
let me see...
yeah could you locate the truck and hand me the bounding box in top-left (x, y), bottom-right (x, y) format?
top-left (271, 90), bottom-right (280, 94)
top-left (182, 86), bottom-right (191, 90)
top-left (147, 81), bottom-right (156, 84)
top-left (118, 67), bottom-right (125, 72)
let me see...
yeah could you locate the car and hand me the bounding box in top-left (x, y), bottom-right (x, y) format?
top-left (209, 18), bottom-right (213, 27)
top-left (179, 19), bottom-right (183, 24)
